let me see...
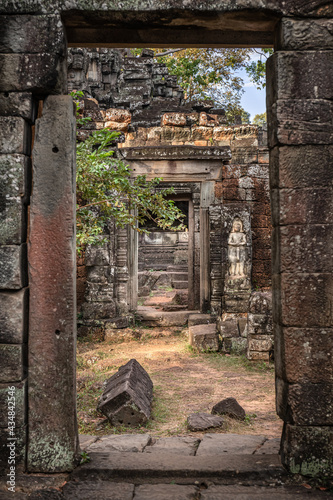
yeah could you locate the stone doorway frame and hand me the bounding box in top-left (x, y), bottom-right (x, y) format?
top-left (1, 3), bottom-right (332, 478)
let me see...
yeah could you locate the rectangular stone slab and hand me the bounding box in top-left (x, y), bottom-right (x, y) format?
top-left (197, 434), bottom-right (267, 456)
top-left (28, 95), bottom-right (78, 473)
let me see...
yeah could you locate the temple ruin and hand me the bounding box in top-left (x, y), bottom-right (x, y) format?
top-left (0, 0), bottom-right (332, 480)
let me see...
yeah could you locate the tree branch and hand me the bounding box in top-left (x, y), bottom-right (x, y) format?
top-left (154, 48), bottom-right (184, 58)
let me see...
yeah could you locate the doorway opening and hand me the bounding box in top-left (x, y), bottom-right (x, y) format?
top-left (137, 196), bottom-right (191, 314)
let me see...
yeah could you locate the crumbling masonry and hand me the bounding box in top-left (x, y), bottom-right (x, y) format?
top-left (0, 0), bottom-right (333, 478)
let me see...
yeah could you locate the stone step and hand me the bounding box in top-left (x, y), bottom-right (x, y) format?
top-left (59, 482), bottom-right (329, 500)
top-left (137, 306), bottom-right (198, 326)
top-left (170, 272), bottom-right (188, 281)
top-left (188, 313), bottom-right (217, 327)
top-left (7, 480), bottom-right (329, 499)
top-left (172, 280), bottom-right (188, 289)
top-left (71, 452), bottom-right (286, 484)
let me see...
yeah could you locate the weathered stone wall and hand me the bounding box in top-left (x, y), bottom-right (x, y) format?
top-left (0, 14), bottom-right (78, 474)
top-left (1, 1), bottom-right (331, 477)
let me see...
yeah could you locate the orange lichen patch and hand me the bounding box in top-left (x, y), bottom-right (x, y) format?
top-left (105, 108), bottom-right (132, 124)
top-left (104, 121), bottom-right (128, 132)
top-left (161, 112), bottom-right (187, 127)
top-left (199, 112), bottom-right (220, 127)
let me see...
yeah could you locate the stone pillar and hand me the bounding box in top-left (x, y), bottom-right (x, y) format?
top-left (28, 96), bottom-right (78, 472)
top-left (268, 18), bottom-right (333, 476)
top-left (0, 14), bottom-right (76, 473)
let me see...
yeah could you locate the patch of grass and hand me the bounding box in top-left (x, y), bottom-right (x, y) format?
top-left (199, 352), bottom-right (274, 374)
top-left (244, 413), bottom-right (257, 425)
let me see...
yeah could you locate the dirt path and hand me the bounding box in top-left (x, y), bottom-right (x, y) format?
top-left (77, 326), bottom-right (282, 439)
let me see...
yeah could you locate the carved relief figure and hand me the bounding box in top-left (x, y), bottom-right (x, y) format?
top-left (228, 218), bottom-right (247, 276)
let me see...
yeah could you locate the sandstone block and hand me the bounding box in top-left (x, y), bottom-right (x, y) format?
top-left (279, 273), bottom-right (333, 327)
top-left (191, 126), bottom-right (213, 141)
top-left (271, 188), bottom-right (333, 226)
top-left (188, 324), bottom-right (219, 352)
top-left (248, 338), bottom-right (273, 352)
top-left (145, 436), bottom-right (200, 456)
top-left (86, 265), bottom-right (115, 284)
top-left (247, 351), bottom-right (270, 361)
top-left (104, 120), bottom-right (128, 132)
top-left (268, 99), bottom-right (333, 147)
top-left (28, 95), bottom-right (77, 473)
top-left (85, 244), bottom-right (110, 266)
top-left (0, 425), bottom-right (26, 473)
top-left (199, 112), bottom-right (219, 127)
top-left (0, 344), bottom-right (25, 382)
top-left (281, 424), bottom-right (333, 477)
top-left (85, 282), bottom-right (114, 302)
top-left (104, 108), bottom-right (131, 124)
top-left (276, 377), bottom-right (333, 426)
top-left (196, 433), bottom-right (266, 456)
top-left (98, 359), bottom-right (153, 426)
top-left (0, 15), bottom-right (66, 54)
top-left (274, 224), bottom-right (333, 274)
top-left (188, 314), bottom-right (216, 327)
top-left (87, 433), bottom-right (151, 453)
top-left (134, 484), bottom-right (199, 500)
top-left (0, 288), bottom-right (28, 343)
top-left (0, 53), bottom-right (67, 94)
top-left (267, 51), bottom-right (333, 107)
top-left (0, 197), bottom-right (26, 245)
top-left (0, 154), bottom-right (28, 198)
top-left (0, 92), bottom-right (34, 120)
top-left (0, 117), bottom-right (30, 154)
top-left (212, 397), bottom-right (245, 420)
top-left (62, 482), bottom-right (134, 500)
top-left (277, 18), bottom-right (333, 50)
top-left (82, 301), bottom-right (116, 320)
top-left (187, 413), bottom-right (223, 432)
top-left (248, 313), bottom-right (273, 336)
top-left (0, 380), bottom-right (26, 427)
top-left (0, 244), bottom-right (27, 289)
top-left (218, 318), bottom-right (239, 338)
top-left (280, 327), bottom-right (333, 384)
top-left (161, 113), bottom-right (186, 127)
top-left (270, 146), bottom-right (333, 189)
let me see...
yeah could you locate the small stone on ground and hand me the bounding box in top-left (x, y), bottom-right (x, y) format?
top-left (211, 397), bottom-right (246, 420)
top-left (86, 433), bottom-right (152, 453)
top-left (187, 412), bottom-right (224, 431)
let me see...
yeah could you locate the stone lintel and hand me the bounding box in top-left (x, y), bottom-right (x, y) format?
top-left (121, 145), bottom-right (231, 161)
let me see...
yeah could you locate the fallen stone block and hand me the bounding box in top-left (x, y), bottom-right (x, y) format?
top-left (211, 397), bottom-right (246, 421)
top-left (188, 324), bottom-right (219, 352)
top-left (97, 359), bottom-right (153, 426)
top-left (187, 413), bottom-right (223, 432)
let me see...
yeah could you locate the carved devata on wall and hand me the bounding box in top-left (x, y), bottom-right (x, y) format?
top-left (221, 209), bottom-right (252, 315)
top-left (228, 217), bottom-right (247, 277)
